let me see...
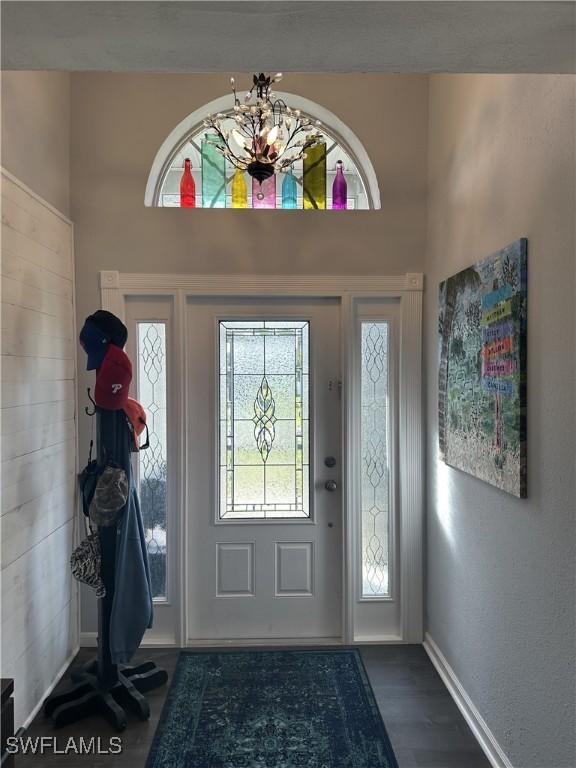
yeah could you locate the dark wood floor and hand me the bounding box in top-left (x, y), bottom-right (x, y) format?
top-left (18, 645), bottom-right (490, 768)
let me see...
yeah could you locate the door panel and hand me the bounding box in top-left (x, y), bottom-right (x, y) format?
top-left (186, 298), bottom-right (342, 641)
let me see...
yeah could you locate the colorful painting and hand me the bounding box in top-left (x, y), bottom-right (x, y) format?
top-left (438, 239), bottom-right (527, 497)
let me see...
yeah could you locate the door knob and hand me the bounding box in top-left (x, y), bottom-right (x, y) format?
top-left (325, 480), bottom-right (338, 492)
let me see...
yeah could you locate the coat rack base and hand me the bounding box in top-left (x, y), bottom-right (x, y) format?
top-left (43, 659), bottom-right (168, 731)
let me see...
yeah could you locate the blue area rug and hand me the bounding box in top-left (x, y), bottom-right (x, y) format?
top-left (146, 649), bottom-right (398, 768)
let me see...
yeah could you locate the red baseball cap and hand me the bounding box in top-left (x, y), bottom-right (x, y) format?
top-left (95, 345), bottom-right (132, 411)
top-left (123, 397), bottom-right (149, 450)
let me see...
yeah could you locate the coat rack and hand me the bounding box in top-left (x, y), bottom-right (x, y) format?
top-left (43, 408), bottom-right (167, 731)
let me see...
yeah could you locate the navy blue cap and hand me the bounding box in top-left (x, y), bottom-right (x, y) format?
top-left (88, 310), bottom-right (127, 349)
top-left (79, 319), bottom-right (110, 370)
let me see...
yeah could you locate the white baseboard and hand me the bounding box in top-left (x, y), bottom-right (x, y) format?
top-left (80, 632), bottom-right (178, 648)
top-left (22, 645), bottom-right (80, 731)
top-left (353, 634), bottom-right (404, 644)
top-left (185, 636), bottom-right (342, 647)
top-left (423, 633), bottom-right (514, 768)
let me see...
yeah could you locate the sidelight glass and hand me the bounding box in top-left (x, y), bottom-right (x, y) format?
top-left (360, 322), bottom-right (390, 597)
top-left (137, 322), bottom-right (168, 599)
top-left (219, 321), bottom-right (310, 519)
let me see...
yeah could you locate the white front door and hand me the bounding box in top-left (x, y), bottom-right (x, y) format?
top-left (186, 298), bottom-right (342, 642)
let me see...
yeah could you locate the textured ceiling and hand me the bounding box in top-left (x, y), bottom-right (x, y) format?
top-left (1, 1), bottom-right (574, 74)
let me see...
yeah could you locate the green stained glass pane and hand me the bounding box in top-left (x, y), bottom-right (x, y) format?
top-left (201, 134), bottom-right (226, 208)
top-left (303, 142), bottom-right (327, 210)
top-left (219, 320), bottom-right (310, 519)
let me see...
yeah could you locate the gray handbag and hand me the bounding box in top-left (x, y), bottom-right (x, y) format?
top-left (70, 519), bottom-right (106, 597)
top-left (89, 465), bottom-right (128, 527)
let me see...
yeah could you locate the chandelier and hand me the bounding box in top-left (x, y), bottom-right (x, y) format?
top-left (202, 73), bottom-right (324, 183)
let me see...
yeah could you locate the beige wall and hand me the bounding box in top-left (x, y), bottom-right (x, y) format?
top-left (71, 72), bottom-right (428, 304)
top-left (425, 75), bottom-right (575, 768)
top-left (1, 71), bottom-right (71, 216)
top-left (72, 72), bottom-right (429, 632)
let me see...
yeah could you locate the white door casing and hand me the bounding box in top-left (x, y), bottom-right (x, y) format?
top-left (99, 271), bottom-right (423, 646)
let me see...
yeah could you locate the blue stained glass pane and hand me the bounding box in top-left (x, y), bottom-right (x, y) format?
top-left (281, 169), bottom-right (298, 209)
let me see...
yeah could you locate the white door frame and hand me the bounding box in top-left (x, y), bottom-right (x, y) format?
top-left (100, 270), bottom-right (424, 646)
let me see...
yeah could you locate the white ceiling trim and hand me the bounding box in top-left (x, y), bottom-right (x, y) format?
top-left (2, 1), bottom-right (574, 74)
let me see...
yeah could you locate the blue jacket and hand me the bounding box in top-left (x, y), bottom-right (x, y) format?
top-left (97, 409), bottom-right (153, 664)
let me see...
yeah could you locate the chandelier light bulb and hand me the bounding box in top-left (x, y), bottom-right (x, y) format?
top-left (266, 125), bottom-right (279, 145)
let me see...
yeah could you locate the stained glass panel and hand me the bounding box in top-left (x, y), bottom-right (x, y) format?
top-left (156, 114), bottom-right (370, 208)
top-left (360, 322), bottom-right (390, 597)
top-left (219, 321), bottom-right (310, 519)
top-left (137, 322), bottom-right (168, 599)
top-left (201, 135), bottom-right (226, 208)
top-left (303, 142), bottom-right (327, 210)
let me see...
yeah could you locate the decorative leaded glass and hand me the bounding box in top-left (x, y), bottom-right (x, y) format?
top-left (137, 322), bottom-right (168, 599)
top-left (360, 322), bottom-right (390, 597)
top-left (219, 321), bottom-right (310, 519)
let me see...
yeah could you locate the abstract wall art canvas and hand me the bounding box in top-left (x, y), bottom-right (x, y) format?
top-left (438, 239), bottom-right (527, 497)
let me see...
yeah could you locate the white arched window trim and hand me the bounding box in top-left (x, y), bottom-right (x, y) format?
top-left (144, 91), bottom-right (381, 209)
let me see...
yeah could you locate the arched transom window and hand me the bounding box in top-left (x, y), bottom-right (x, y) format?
top-left (145, 92), bottom-right (380, 210)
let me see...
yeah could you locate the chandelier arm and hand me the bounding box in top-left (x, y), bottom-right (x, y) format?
top-left (211, 125), bottom-right (248, 167)
top-left (271, 99), bottom-right (287, 124)
top-left (236, 124), bottom-right (254, 140)
top-left (281, 125), bottom-right (309, 154)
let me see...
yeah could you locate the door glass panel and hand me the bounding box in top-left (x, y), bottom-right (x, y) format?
top-left (137, 322), bottom-right (168, 599)
top-left (360, 322), bottom-right (390, 597)
top-left (219, 321), bottom-right (310, 519)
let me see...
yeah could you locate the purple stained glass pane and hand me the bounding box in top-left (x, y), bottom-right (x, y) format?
top-left (332, 160), bottom-right (347, 210)
top-left (252, 176), bottom-right (276, 209)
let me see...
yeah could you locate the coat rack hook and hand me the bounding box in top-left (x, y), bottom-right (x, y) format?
top-left (85, 387), bottom-right (97, 416)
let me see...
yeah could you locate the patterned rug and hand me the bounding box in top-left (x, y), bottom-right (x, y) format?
top-left (146, 649), bottom-right (398, 768)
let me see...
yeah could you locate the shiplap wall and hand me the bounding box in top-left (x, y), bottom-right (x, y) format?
top-left (1, 169), bottom-right (78, 729)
